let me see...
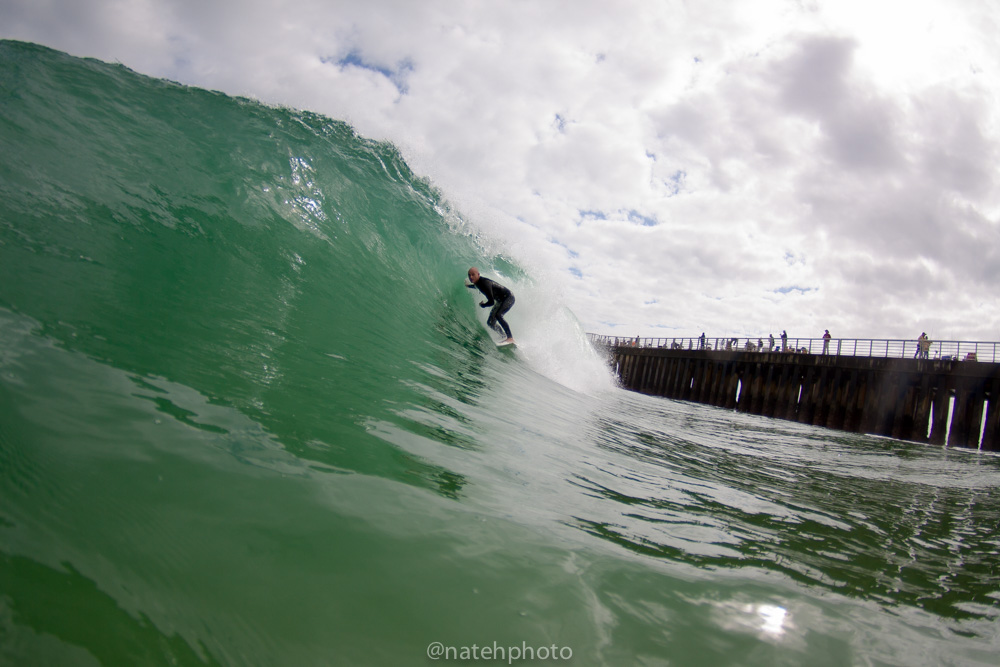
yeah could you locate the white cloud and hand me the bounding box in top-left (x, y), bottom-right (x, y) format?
top-left (2, 0), bottom-right (998, 341)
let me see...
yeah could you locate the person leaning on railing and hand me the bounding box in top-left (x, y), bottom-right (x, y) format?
top-left (914, 333), bottom-right (931, 359)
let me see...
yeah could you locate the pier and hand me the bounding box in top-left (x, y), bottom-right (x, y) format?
top-left (588, 335), bottom-right (1000, 451)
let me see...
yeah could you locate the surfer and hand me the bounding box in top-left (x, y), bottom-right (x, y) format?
top-left (466, 267), bottom-right (515, 344)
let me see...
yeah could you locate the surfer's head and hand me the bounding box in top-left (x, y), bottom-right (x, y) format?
top-left (468, 267), bottom-right (480, 283)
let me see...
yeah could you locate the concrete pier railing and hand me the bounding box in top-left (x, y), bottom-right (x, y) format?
top-left (587, 335), bottom-right (1000, 451)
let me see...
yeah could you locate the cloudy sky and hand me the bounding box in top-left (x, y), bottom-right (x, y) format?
top-left (3, 0), bottom-right (999, 342)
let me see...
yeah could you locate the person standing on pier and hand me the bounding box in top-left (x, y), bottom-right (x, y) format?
top-left (780, 330), bottom-right (788, 352)
top-left (823, 329), bottom-right (832, 355)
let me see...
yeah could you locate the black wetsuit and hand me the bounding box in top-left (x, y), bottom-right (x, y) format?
top-left (468, 276), bottom-right (515, 339)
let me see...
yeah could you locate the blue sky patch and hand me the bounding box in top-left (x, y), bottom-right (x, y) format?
top-left (549, 238), bottom-right (579, 258)
top-left (628, 209), bottom-right (658, 226)
top-left (783, 251), bottom-right (805, 266)
top-left (325, 50), bottom-right (413, 94)
top-left (773, 285), bottom-right (815, 295)
top-left (663, 170), bottom-right (686, 196)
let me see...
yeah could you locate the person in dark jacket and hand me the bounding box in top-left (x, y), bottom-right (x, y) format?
top-left (467, 267), bottom-right (515, 343)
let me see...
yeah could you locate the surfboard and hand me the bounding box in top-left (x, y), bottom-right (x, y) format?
top-left (497, 340), bottom-right (517, 350)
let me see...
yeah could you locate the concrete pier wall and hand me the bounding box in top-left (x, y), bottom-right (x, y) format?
top-left (607, 346), bottom-right (1000, 450)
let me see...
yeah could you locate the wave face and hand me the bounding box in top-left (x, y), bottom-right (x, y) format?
top-left (1, 40), bottom-right (998, 666)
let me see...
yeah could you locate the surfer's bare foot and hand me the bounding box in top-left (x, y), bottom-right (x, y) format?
top-left (503, 338), bottom-right (515, 344)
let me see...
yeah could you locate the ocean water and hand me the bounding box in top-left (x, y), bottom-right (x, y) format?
top-left (1, 40), bottom-right (998, 666)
